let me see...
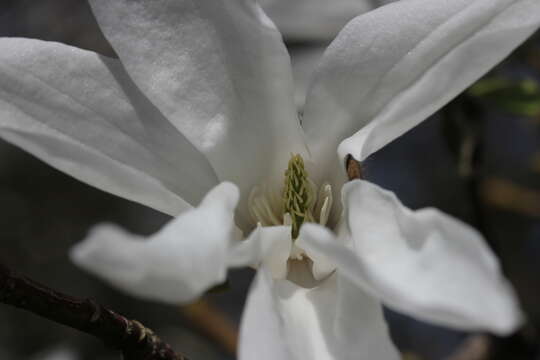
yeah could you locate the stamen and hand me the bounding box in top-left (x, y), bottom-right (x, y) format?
top-left (248, 156), bottom-right (333, 239)
top-left (247, 158), bottom-right (337, 284)
top-left (290, 245), bottom-right (305, 260)
top-left (315, 183), bottom-right (333, 226)
top-left (249, 185), bottom-right (282, 226)
top-left (283, 213), bottom-right (293, 226)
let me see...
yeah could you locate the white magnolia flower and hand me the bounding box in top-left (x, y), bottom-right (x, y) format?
top-left (258, 0), bottom-right (382, 41)
top-left (262, 0), bottom-right (397, 108)
top-left (1, 0), bottom-right (539, 358)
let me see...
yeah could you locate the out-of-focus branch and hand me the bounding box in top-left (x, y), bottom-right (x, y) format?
top-left (441, 95), bottom-right (487, 232)
top-left (481, 177), bottom-right (540, 218)
top-left (0, 263), bottom-right (189, 360)
top-left (180, 299), bottom-right (238, 356)
top-left (444, 335), bottom-right (492, 360)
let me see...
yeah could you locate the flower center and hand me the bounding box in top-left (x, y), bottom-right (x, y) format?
top-left (247, 154), bottom-right (336, 286)
top-left (248, 153), bottom-right (333, 255)
top-left (248, 154), bottom-right (332, 233)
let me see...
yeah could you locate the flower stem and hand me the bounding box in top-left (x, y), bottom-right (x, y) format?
top-left (0, 263), bottom-right (189, 360)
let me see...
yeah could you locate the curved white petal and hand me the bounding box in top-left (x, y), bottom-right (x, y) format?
top-left (238, 268), bottom-right (291, 360)
top-left (70, 182), bottom-right (239, 304)
top-left (89, 0), bottom-right (308, 226)
top-left (290, 47), bottom-right (325, 111)
top-left (228, 225), bottom-right (292, 279)
top-left (303, 0), bottom-right (540, 172)
top-left (300, 181), bottom-right (523, 335)
top-left (296, 227), bottom-right (337, 281)
top-left (259, 0), bottom-right (373, 41)
top-left (0, 38), bottom-right (219, 216)
top-left (239, 268), bottom-right (399, 360)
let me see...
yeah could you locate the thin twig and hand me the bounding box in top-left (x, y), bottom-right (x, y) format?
top-left (481, 177), bottom-right (540, 218)
top-left (0, 263), bottom-right (189, 360)
top-left (444, 334), bottom-right (492, 360)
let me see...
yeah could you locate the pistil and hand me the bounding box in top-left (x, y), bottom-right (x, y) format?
top-left (248, 154), bottom-right (333, 239)
top-left (247, 154), bottom-right (335, 283)
top-left (283, 154), bottom-right (315, 239)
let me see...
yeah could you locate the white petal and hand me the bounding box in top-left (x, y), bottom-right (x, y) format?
top-left (259, 0), bottom-right (373, 41)
top-left (70, 182), bottom-right (239, 304)
top-left (239, 268), bottom-right (400, 360)
top-left (238, 268), bottom-right (291, 360)
top-left (373, 0), bottom-right (397, 5)
top-left (0, 38), bottom-right (219, 216)
top-left (228, 225), bottom-right (292, 279)
top-left (296, 227), bottom-right (336, 281)
top-left (303, 0), bottom-right (540, 171)
top-left (301, 181), bottom-right (523, 335)
top-left (289, 46), bottom-right (326, 111)
top-left (89, 0), bottom-right (308, 225)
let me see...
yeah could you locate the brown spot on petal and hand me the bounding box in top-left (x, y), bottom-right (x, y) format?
top-left (346, 155), bottom-right (363, 181)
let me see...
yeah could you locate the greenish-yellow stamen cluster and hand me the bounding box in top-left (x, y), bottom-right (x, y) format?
top-left (283, 154), bottom-right (315, 239)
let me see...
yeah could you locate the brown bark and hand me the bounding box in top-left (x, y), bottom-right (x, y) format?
top-left (0, 263), bottom-right (189, 360)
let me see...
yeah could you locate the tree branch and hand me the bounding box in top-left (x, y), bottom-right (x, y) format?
top-left (0, 263), bottom-right (189, 360)
top-left (180, 299), bottom-right (238, 356)
top-left (445, 334), bottom-right (492, 360)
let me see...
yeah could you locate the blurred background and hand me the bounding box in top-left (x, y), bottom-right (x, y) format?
top-left (0, 1), bottom-right (539, 359)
